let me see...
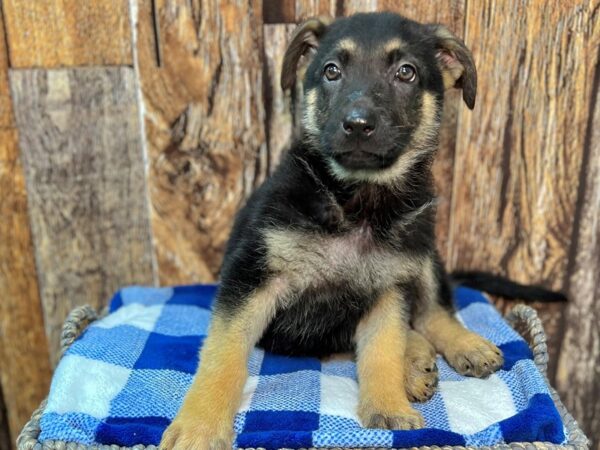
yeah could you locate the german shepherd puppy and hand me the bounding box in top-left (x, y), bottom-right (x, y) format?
top-left (161, 12), bottom-right (565, 449)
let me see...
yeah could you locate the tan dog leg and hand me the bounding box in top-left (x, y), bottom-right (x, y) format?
top-left (355, 289), bottom-right (424, 430)
top-left (404, 330), bottom-right (438, 402)
top-left (160, 283), bottom-right (282, 450)
top-left (415, 305), bottom-right (503, 378)
top-left (412, 260), bottom-right (503, 378)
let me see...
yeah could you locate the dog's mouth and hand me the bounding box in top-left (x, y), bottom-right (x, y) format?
top-left (329, 147), bottom-right (399, 171)
top-left (319, 115), bottom-right (410, 173)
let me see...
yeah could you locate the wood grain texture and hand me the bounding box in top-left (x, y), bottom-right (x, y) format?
top-left (0, 13), bottom-right (51, 448)
top-left (556, 12), bottom-right (600, 447)
top-left (9, 68), bottom-right (155, 365)
top-left (136, 0), bottom-right (266, 283)
top-left (379, 0), bottom-right (464, 25)
top-left (0, 3), bottom-right (13, 129)
top-left (343, 0), bottom-right (377, 14)
top-left (264, 25), bottom-right (296, 172)
top-left (378, 0), bottom-right (465, 262)
top-left (264, 0), bottom-right (296, 23)
top-left (448, 0), bottom-right (597, 287)
top-left (295, 0), bottom-right (339, 20)
top-left (3, 0), bottom-right (132, 68)
top-left (446, 0), bottom-right (600, 382)
top-left (0, 128), bottom-right (52, 448)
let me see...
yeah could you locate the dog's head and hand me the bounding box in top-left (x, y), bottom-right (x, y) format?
top-left (281, 13), bottom-right (476, 184)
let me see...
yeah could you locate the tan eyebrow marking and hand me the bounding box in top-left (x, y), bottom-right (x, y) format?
top-left (336, 38), bottom-right (358, 52)
top-left (384, 38), bottom-right (406, 54)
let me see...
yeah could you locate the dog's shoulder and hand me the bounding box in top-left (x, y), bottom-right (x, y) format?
top-left (221, 143), bottom-right (329, 265)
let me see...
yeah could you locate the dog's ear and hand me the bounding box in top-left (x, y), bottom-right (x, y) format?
top-left (281, 17), bottom-right (331, 91)
top-left (428, 25), bottom-right (477, 109)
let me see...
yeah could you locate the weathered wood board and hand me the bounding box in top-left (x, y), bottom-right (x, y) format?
top-left (448, 0), bottom-right (597, 290)
top-left (136, 0), bottom-right (266, 283)
top-left (556, 17), bottom-right (600, 446)
top-left (0, 128), bottom-right (53, 450)
top-left (295, 0), bottom-right (339, 19)
top-left (343, 0), bottom-right (377, 14)
top-left (2, 0), bottom-right (132, 68)
top-left (263, 24), bottom-right (296, 173)
top-left (9, 67), bottom-right (155, 366)
top-left (264, 0), bottom-right (296, 23)
top-left (0, 16), bottom-right (13, 128)
top-left (447, 0), bottom-right (600, 383)
top-left (0, 13), bottom-right (52, 448)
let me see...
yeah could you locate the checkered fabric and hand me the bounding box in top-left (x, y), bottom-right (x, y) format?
top-left (38, 285), bottom-right (566, 449)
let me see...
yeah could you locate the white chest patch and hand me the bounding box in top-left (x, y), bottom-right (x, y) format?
top-left (264, 227), bottom-right (420, 294)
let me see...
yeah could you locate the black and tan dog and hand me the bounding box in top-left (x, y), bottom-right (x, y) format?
top-left (161, 12), bottom-right (565, 449)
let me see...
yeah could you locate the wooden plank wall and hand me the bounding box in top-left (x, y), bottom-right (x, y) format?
top-left (0, 4), bottom-right (52, 448)
top-left (2, 1), bottom-right (132, 68)
top-left (10, 68), bottom-right (156, 367)
top-left (135, 0), bottom-right (266, 285)
top-left (0, 1), bottom-right (598, 449)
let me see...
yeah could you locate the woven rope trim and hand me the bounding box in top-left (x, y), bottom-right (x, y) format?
top-left (505, 305), bottom-right (549, 375)
top-left (17, 304), bottom-right (590, 450)
top-left (59, 305), bottom-right (98, 357)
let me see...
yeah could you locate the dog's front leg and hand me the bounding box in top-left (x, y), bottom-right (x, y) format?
top-left (160, 283), bottom-right (281, 450)
top-left (355, 288), bottom-right (424, 430)
top-left (413, 260), bottom-right (503, 378)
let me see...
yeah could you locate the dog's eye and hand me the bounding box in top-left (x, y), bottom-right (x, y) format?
top-left (324, 63), bottom-right (342, 81)
top-left (395, 64), bottom-right (417, 83)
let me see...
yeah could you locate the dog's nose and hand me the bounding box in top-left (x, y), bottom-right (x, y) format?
top-left (342, 108), bottom-right (376, 138)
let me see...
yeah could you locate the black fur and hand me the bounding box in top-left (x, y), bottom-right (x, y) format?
top-left (450, 271), bottom-right (568, 302)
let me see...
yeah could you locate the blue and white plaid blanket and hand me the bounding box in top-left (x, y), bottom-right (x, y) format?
top-left (39, 285), bottom-right (565, 449)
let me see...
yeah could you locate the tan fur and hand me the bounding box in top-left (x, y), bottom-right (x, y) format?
top-left (336, 38), bottom-right (357, 52)
top-left (355, 288), bottom-right (424, 430)
top-left (414, 306), bottom-right (503, 377)
top-left (404, 330), bottom-right (438, 402)
top-left (442, 66), bottom-right (464, 90)
top-left (383, 38), bottom-right (405, 54)
top-left (438, 48), bottom-right (465, 90)
top-left (413, 260), bottom-right (504, 378)
top-left (328, 91), bottom-right (439, 185)
top-left (302, 88), bottom-right (320, 143)
top-left (264, 228), bottom-right (423, 294)
top-left (415, 257), bottom-right (439, 309)
top-left (160, 282), bottom-right (284, 450)
top-left (434, 26), bottom-right (455, 42)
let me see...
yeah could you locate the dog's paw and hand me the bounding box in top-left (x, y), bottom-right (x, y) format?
top-left (405, 350), bottom-right (438, 402)
top-left (160, 413), bottom-right (232, 450)
top-left (445, 332), bottom-right (504, 378)
top-left (359, 402), bottom-right (425, 430)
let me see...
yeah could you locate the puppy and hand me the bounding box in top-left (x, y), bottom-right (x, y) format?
top-left (161, 12), bottom-right (550, 449)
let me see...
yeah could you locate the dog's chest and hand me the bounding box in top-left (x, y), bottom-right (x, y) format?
top-left (264, 225), bottom-right (414, 293)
